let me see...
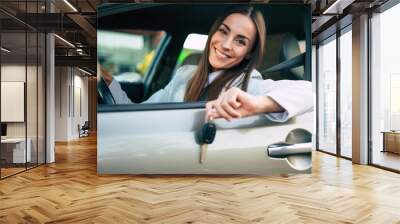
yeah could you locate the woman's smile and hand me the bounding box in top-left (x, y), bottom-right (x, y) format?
top-left (214, 47), bottom-right (231, 59)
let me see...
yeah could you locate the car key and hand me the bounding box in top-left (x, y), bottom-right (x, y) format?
top-left (199, 121), bottom-right (216, 164)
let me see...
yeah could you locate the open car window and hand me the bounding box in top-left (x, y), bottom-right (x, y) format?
top-left (98, 29), bottom-right (166, 103)
top-left (97, 4), bottom-right (312, 107)
top-left (98, 30), bottom-right (166, 82)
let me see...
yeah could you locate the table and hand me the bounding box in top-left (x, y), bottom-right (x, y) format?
top-left (381, 131), bottom-right (400, 154)
top-left (1, 138), bottom-right (31, 163)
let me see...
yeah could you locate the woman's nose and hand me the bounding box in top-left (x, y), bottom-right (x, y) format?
top-left (221, 37), bottom-right (233, 50)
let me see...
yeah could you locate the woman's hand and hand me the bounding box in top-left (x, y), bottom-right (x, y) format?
top-left (205, 87), bottom-right (284, 121)
top-left (100, 66), bottom-right (114, 86)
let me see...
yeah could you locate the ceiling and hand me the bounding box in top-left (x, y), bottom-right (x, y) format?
top-left (0, 0), bottom-right (391, 72)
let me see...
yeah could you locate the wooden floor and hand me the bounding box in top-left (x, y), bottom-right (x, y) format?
top-left (0, 167), bottom-right (26, 178)
top-left (1, 163), bottom-right (45, 178)
top-left (1, 135), bottom-right (400, 224)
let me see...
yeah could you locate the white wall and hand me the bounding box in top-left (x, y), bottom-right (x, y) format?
top-left (1, 65), bottom-right (26, 126)
top-left (1, 65), bottom-right (26, 81)
top-left (71, 72), bottom-right (89, 138)
top-left (55, 67), bottom-right (89, 141)
top-left (55, 67), bottom-right (69, 141)
top-left (1, 82), bottom-right (25, 122)
top-left (1, 65), bottom-right (38, 138)
top-left (312, 45), bottom-right (317, 150)
top-left (1, 64), bottom-right (46, 164)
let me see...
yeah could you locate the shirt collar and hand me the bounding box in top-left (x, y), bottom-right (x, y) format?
top-left (208, 70), bottom-right (223, 84)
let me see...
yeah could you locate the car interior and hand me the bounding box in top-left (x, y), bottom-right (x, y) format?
top-left (97, 4), bottom-right (311, 105)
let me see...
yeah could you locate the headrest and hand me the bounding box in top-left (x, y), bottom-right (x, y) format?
top-left (182, 52), bottom-right (202, 66)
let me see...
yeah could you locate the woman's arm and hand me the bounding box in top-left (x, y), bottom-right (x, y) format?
top-left (205, 78), bottom-right (313, 122)
top-left (101, 67), bottom-right (133, 104)
top-left (254, 79), bottom-right (313, 122)
top-left (102, 65), bottom-right (196, 104)
top-left (205, 87), bottom-right (284, 121)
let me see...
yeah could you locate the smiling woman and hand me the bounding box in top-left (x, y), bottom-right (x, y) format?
top-left (101, 5), bottom-right (313, 122)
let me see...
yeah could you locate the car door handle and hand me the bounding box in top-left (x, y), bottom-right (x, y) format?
top-left (267, 142), bottom-right (312, 158)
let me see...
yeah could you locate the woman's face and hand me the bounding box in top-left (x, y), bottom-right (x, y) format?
top-left (208, 13), bottom-right (257, 71)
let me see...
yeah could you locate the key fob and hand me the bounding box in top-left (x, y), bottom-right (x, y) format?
top-left (197, 122), bottom-right (216, 144)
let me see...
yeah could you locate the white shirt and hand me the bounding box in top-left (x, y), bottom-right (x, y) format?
top-left (208, 70), bottom-right (222, 84)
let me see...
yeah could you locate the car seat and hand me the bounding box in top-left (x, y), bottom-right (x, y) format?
top-left (182, 52), bottom-right (202, 66)
top-left (259, 32), bottom-right (305, 80)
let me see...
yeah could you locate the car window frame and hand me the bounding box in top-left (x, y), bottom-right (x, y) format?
top-left (98, 101), bottom-right (206, 113)
top-left (143, 32), bottom-right (172, 94)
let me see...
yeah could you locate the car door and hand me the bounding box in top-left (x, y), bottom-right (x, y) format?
top-left (98, 103), bottom-right (313, 174)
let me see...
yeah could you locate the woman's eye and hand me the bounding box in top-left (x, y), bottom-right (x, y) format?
top-left (218, 28), bottom-right (227, 34)
top-left (236, 39), bottom-right (246, 46)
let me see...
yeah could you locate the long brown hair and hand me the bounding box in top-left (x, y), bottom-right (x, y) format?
top-left (184, 6), bottom-right (266, 102)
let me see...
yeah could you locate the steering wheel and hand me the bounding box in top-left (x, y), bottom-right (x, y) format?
top-left (97, 76), bottom-right (116, 104)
